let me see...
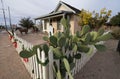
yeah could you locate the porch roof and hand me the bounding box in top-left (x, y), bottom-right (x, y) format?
top-left (35, 11), bottom-right (73, 20)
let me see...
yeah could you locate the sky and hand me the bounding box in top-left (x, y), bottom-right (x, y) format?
top-left (0, 0), bottom-right (120, 25)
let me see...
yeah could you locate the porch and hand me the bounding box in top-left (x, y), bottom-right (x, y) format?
top-left (35, 11), bottom-right (75, 35)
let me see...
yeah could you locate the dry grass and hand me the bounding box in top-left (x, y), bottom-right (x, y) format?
top-left (111, 26), bottom-right (120, 39)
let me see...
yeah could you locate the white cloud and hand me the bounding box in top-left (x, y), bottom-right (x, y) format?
top-left (0, 0), bottom-right (120, 24)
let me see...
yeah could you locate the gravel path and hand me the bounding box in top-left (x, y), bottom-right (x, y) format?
top-left (0, 33), bottom-right (31, 79)
top-left (75, 39), bottom-right (120, 79)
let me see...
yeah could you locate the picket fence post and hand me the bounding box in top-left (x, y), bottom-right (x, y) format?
top-left (48, 49), bottom-right (54, 79)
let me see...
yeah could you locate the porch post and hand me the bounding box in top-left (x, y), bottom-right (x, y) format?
top-left (34, 19), bottom-right (36, 24)
top-left (67, 15), bottom-right (70, 22)
top-left (63, 13), bottom-right (65, 18)
top-left (42, 20), bottom-right (45, 31)
top-left (62, 14), bottom-right (66, 32)
top-left (48, 18), bottom-right (50, 36)
top-left (49, 18), bottom-right (50, 25)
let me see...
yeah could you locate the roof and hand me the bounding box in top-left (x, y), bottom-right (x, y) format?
top-left (35, 1), bottom-right (81, 20)
top-left (55, 1), bottom-right (81, 13)
top-left (35, 11), bottom-right (73, 20)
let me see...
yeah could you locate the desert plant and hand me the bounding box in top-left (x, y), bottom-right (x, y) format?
top-left (19, 17), bottom-right (112, 79)
top-left (0, 25), bottom-right (5, 29)
top-left (19, 17), bottom-right (34, 30)
top-left (109, 12), bottom-right (120, 26)
top-left (79, 8), bottom-right (112, 29)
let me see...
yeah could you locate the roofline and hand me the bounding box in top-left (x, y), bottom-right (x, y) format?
top-left (35, 14), bottom-right (64, 20)
top-left (34, 1), bottom-right (81, 20)
top-left (61, 1), bottom-right (81, 13)
top-left (60, 1), bottom-right (76, 13)
top-left (34, 11), bottom-right (74, 20)
top-left (54, 1), bottom-right (76, 13)
top-left (53, 1), bottom-right (61, 13)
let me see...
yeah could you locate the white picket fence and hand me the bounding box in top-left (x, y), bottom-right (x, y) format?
top-left (9, 33), bottom-right (46, 79)
top-left (9, 32), bottom-right (103, 79)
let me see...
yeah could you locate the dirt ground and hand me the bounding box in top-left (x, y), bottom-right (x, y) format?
top-left (0, 31), bottom-right (120, 79)
top-left (16, 33), bottom-right (120, 79)
top-left (0, 32), bottom-right (31, 79)
top-left (16, 31), bottom-right (47, 45)
top-left (75, 39), bottom-right (120, 79)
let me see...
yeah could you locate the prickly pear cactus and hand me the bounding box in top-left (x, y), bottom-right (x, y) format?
top-left (19, 17), bottom-right (112, 79)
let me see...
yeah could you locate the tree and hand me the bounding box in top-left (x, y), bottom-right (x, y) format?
top-left (91, 8), bottom-right (112, 29)
top-left (0, 25), bottom-right (5, 29)
top-left (109, 12), bottom-right (120, 26)
top-left (19, 17), bottom-right (34, 29)
top-left (79, 8), bottom-right (112, 29)
top-left (79, 9), bottom-right (92, 26)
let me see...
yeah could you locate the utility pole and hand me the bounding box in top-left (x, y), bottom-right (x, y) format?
top-left (8, 6), bottom-right (12, 27)
top-left (8, 6), bottom-right (14, 34)
top-left (1, 0), bottom-right (7, 31)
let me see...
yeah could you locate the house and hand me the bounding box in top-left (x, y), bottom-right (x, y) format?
top-left (35, 1), bottom-right (81, 34)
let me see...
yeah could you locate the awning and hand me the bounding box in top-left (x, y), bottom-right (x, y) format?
top-left (35, 11), bottom-right (74, 20)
